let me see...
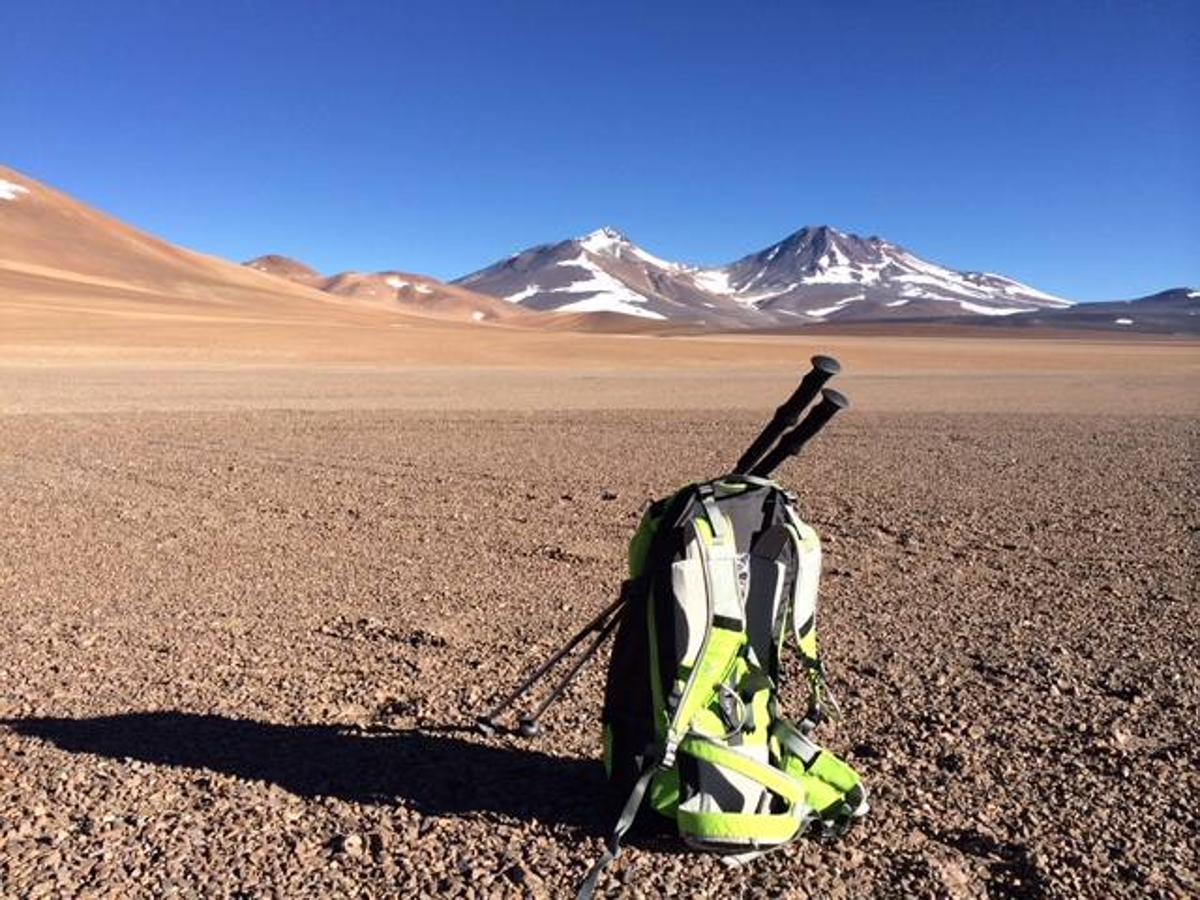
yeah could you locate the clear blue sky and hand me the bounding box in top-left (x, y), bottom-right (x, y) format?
top-left (4, 0), bottom-right (1197, 300)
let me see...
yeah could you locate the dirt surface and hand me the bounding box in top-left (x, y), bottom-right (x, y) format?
top-left (2, 331), bottom-right (1197, 417)
top-left (0, 356), bottom-right (1196, 899)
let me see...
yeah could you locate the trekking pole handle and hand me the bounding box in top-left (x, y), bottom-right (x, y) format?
top-left (733, 355), bottom-right (841, 474)
top-left (749, 388), bottom-right (849, 477)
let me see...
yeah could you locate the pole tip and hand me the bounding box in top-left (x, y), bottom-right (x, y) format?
top-left (810, 354), bottom-right (841, 375)
top-left (518, 718), bottom-right (541, 738)
top-left (475, 716), bottom-right (498, 738)
top-left (822, 387), bottom-right (850, 410)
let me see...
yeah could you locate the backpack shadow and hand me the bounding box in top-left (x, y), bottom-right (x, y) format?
top-left (1, 711), bottom-right (609, 836)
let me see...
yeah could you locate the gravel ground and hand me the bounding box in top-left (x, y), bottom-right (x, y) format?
top-left (0, 405), bottom-right (1196, 898)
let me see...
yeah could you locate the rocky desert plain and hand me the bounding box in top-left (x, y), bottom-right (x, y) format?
top-left (1, 166), bottom-right (1198, 898)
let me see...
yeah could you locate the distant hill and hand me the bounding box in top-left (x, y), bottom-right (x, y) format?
top-left (979, 288), bottom-right (1200, 335)
top-left (245, 255), bottom-right (525, 324)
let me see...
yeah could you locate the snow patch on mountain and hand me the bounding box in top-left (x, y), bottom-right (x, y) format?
top-left (384, 275), bottom-right (434, 294)
top-left (579, 227), bottom-right (685, 273)
top-left (0, 179), bottom-right (29, 201)
top-left (691, 269), bottom-right (735, 295)
top-left (548, 253), bottom-right (664, 319)
top-left (555, 295), bottom-right (666, 319)
top-left (956, 300), bottom-right (1028, 316)
top-left (893, 259), bottom-right (991, 298)
top-left (579, 227), bottom-right (624, 255)
top-left (505, 284), bottom-right (542, 303)
top-left (972, 274), bottom-right (1066, 304)
top-left (800, 262), bottom-right (883, 286)
top-left (628, 243), bottom-right (685, 272)
top-left (741, 282), bottom-right (803, 303)
top-left (806, 294), bottom-right (865, 318)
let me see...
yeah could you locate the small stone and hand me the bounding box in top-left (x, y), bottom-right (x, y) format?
top-left (367, 831), bottom-right (385, 858)
top-left (330, 833), bottom-right (364, 856)
top-left (937, 752), bottom-right (965, 773)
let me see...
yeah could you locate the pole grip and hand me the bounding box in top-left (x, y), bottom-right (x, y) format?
top-left (733, 355), bottom-right (840, 474)
top-left (749, 388), bottom-right (849, 477)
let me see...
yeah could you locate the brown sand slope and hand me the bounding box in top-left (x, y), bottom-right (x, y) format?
top-left (0, 167), bottom-right (534, 346)
top-left (0, 164), bottom-right (428, 361)
top-left (0, 165), bottom-right (346, 307)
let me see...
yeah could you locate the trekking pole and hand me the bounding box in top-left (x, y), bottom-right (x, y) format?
top-left (749, 388), bottom-right (849, 478)
top-left (515, 606), bottom-right (627, 737)
top-left (733, 355), bottom-right (840, 475)
top-left (475, 585), bottom-right (633, 736)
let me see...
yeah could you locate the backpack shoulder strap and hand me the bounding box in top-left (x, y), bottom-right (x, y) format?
top-left (661, 484), bottom-right (743, 766)
top-left (579, 484), bottom-right (744, 897)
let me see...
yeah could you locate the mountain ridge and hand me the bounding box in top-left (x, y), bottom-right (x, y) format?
top-left (3, 163), bottom-right (1192, 336)
top-left (455, 224), bottom-right (1075, 326)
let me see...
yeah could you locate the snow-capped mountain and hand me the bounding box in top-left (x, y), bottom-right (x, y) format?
top-left (699, 226), bottom-right (1071, 320)
top-left (455, 227), bottom-right (754, 326)
top-left (455, 225), bottom-right (1073, 326)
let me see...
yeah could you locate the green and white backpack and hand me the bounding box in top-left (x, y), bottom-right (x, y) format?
top-left (580, 475), bottom-right (868, 896)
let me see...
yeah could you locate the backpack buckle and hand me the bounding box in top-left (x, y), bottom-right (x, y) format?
top-left (655, 738), bottom-right (679, 770)
top-left (717, 685), bottom-right (747, 736)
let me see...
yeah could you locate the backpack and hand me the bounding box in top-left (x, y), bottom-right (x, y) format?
top-left (474, 356), bottom-right (867, 898)
top-left (579, 476), bottom-right (868, 897)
